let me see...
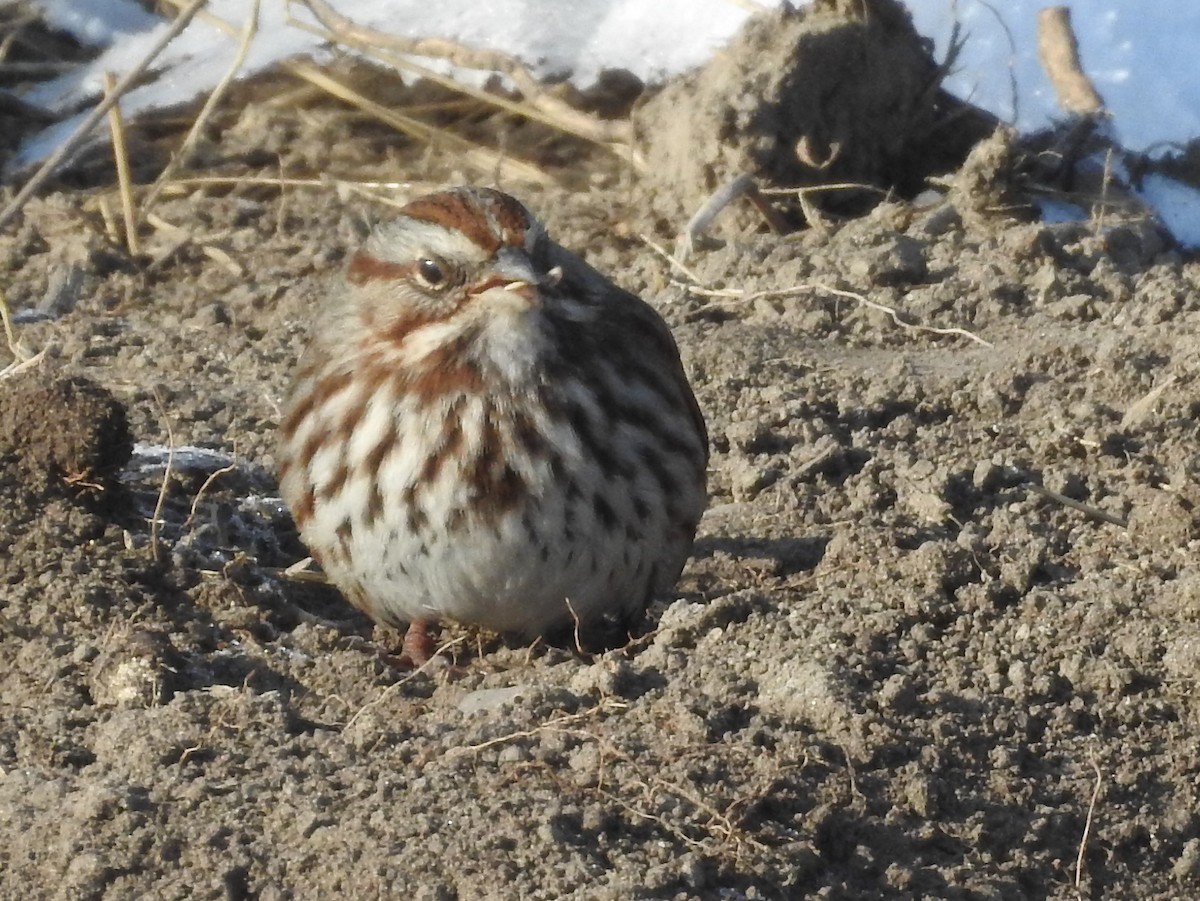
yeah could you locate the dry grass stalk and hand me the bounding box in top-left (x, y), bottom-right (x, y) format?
top-left (293, 0), bottom-right (632, 147)
top-left (185, 452), bottom-right (238, 532)
top-left (0, 346), bottom-right (46, 381)
top-left (149, 388), bottom-right (178, 564)
top-left (1075, 753), bottom-right (1105, 889)
top-left (586, 735), bottom-right (774, 862)
top-left (142, 0), bottom-right (261, 216)
top-left (636, 233), bottom-right (710, 288)
top-left (680, 281), bottom-right (993, 347)
top-left (159, 0), bottom-right (557, 185)
top-left (760, 182), bottom-right (888, 197)
top-left (95, 194), bottom-right (121, 244)
top-left (446, 698), bottom-right (629, 759)
top-left (0, 287), bottom-right (41, 379)
top-left (279, 557), bottom-right (329, 584)
top-left (143, 211), bottom-right (245, 276)
top-left (146, 176), bottom-right (446, 215)
top-left (284, 59), bottom-right (554, 186)
top-left (103, 72), bottom-right (141, 255)
top-left (0, 289), bottom-right (24, 360)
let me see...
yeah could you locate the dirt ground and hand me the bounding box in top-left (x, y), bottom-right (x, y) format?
top-left (3, 4), bottom-right (1200, 900)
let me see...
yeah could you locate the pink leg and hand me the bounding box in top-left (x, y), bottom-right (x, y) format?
top-left (400, 620), bottom-right (437, 667)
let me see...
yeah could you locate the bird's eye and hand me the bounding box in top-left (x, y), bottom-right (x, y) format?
top-left (416, 258), bottom-right (448, 288)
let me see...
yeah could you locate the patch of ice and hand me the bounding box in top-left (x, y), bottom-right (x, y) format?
top-left (1137, 173), bottom-right (1200, 248)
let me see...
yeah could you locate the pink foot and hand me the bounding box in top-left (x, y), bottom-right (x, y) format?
top-left (399, 620), bottom-right (437, 667)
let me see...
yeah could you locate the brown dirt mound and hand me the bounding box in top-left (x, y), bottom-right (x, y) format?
top-left (635, 0), bottom-right (994, 235)
top-left (0, 370), bottom-right (132, 504)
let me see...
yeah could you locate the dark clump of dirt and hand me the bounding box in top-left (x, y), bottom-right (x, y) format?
top-left (636, 0), bottom-right (996, 234)
top-left (0, 370), bottom-right (132, 505)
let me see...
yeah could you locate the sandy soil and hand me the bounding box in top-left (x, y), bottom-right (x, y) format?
top-left (2, 3), bottom-right (1200, 899)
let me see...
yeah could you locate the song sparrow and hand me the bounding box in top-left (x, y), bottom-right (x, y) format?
top-left (277, 187), bottom-right (707, 663)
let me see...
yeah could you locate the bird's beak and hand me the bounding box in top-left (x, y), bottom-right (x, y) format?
top-left (468, 249), bottom-right (559, 303)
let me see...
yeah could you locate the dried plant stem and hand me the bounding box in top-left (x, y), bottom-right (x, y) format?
top-left (0, 15), bottom-right (38, 64)
top-left (158, 0), bottom-right (563, 186)
top-left (342, 636), bottom-right (469, 732)
top-left (821, 285), bottom-right (992, 347)
top-left (293, 0), bottom-right (631, 146)
top-left (0, 288), bottom-right (24, 361)
top-left (185, 454), bottom-right (238, 531)
top-left (446, 698), bottom-right (628, 758)
top-left (143, 211), bottom-right (245, 275)
top-left (684, 282), bottom-right (993, 347)
top-left (0, 347), bottom-right (48, 381)
top-left (103, 72), bottom-right (141, 255)
top-left (142, 0), bottom-right (260, 215)
top-left (0, 285), bottom-right (45, 379)
top-left (150, 389), bottom-right (178, 564)
top-left (283, 59), bottom-right (553, 186)
top-left (1027, 483), bottom-right (1127, 528)
top-left (637, 233), bottom-right (709, 288)
top-left (760, 182), bottom-right (887, 197)
top-left (1075, 754), bottom-right (1104, 889)
top-left (0, 0), bottom-right (208, 232)
top-left (564, 598), bottom-right (584, 656)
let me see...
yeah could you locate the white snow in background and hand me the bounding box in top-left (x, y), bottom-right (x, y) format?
top-left (1140, 174), bottom-right (1200, 246)
top-left (32, 0), bottom-right (159, 48)
top-left (13, 0), bottom-right (1200, 243)
top-left (908, 0), bottom-right (1200, 152)
top-left (22, 0), bottom-right (319, 116)
top-left (130, 443), bottom-right (236, 475)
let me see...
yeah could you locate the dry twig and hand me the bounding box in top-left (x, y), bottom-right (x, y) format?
top-left (278, 557), bottom-right (330, 584)
top-left (1027, 483), bottom-right (1127, 529)
top-left (446, 698), bottom-right (628, 759)
top-left (149, 389), bottom-right (178, 564)
top-left (587, 736), bottom-right (774, 860)
top-left (683, 282), bottom-right (993, 347)
top-left (637, 233), bottom-right (709, 288)
top-left (972, 0), bottom-right (1021, 122)
top-left (679, 174), bottom-right (790, 259)
top-left (1075, 753), bottom-right (1104, 890)
top-left (185, 454), bottom-right (238, 532)
top-left (0, 346), bottom-right (46, 381)
top-left (564, 598), bottom-right (585, 657)
top-left (342, 635), bottom-right (469, 733)
top-left (0, 285), bottom-right (48, 380)
top-left (165, 0), bottom-right (546, 184)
